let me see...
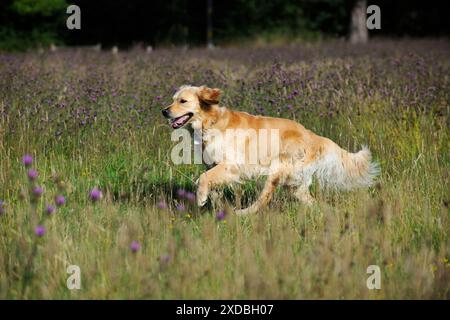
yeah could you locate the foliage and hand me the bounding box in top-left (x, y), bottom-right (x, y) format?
top-left (1, 0), bottom-right (449, 51)
top-left (10, 0), bottom-right (66, 16)
top-left (0, 0), bottom-right (67, 51)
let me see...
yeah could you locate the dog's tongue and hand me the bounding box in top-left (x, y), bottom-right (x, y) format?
top-left (172, 114), bottom-right (190, 128)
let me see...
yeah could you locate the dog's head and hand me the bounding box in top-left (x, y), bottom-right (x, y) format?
top-left (162, 85), bottom-right (222, 129)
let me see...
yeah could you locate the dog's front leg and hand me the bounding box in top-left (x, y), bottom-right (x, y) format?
top-left (196, 163), bottom-right (239, 207)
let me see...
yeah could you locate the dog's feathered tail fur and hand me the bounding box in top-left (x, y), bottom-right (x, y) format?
top-left (313, 145), bottom-right (380, 191)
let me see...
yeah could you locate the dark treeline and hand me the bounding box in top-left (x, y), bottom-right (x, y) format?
top-left (0, 0), bottom-right (449, 50)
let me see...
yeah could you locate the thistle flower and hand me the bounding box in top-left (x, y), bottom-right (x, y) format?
top-left (89, 188), bottom-right (103, 202)
top-left (27, 168), bottom-right (38, 181)
top-left (23, 154), bottom-right (33, 167)
top-left (216, 210), bottom-right (226, 221)
top-left (185, 192), bottom-right (195, 202)
top-left (177, 188), bottom-right (186, 198)
top-left (35, 225), bottom-right (46, 237)
top-left (33, 186), bottom-right (43, 197)
top-left (55, 195), bottom-right (65, 206)
top-left (45, 205), bottom-right (55, 215)
top-left (176, 203), bottom-right (185, 212)
top-left (130, 241), bottom-right (140, 253)
top-left (157, 200), bottom-right (167, 209)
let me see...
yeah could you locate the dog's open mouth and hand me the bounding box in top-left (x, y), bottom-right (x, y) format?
top-left (170, 112), bottom-right (193, 129)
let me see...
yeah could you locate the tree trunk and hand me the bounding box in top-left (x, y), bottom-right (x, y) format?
top-left (349, 0), bottom-right (368, 44)
top-left (206, 0), bottom-right (214, 49)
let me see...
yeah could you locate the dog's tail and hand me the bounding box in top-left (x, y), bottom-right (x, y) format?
top-left (314, 145), bottom-right (380, 190)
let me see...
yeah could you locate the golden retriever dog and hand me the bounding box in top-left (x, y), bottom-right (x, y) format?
top-left (162, 85), bottom-right (379, 215)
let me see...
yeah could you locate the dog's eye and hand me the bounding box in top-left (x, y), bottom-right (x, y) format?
top-left (180, 99), bottom-right (187, 103)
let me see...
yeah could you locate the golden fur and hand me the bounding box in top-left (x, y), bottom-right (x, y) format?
top-left (162, 85), bottom-right (379, 215)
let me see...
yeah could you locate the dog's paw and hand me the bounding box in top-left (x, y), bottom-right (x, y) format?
top-left (196, 191), bottom-right (208, 207)
top-left (234, 207), bottom-right (255, 216)
top-left (197, 198), bottom-right (207, 207)
top-left (234, 208), bottom-right (248, 216)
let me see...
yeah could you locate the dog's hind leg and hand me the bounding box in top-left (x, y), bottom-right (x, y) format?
top-left (294, 184), bottom-right (315, 205)
top-left (235, 172), bottom-right (282, 215)
top-left (293, 160), bottom-right (316, 205)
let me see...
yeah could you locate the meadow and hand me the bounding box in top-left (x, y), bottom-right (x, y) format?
top-left (0, 39), bottom-right (448, 299)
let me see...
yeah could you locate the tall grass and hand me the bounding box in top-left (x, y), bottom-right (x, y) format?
top-left (0, 39), bottom-right (448, 299)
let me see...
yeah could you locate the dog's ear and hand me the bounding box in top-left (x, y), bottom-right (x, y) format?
top-left (197, 86), bottom-right (222, 105)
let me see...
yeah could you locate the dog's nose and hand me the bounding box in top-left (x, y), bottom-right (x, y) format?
top-left (162, 108), bottom-right (170, 118)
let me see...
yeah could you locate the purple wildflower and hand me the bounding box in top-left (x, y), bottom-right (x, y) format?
top-left (23, 154), bottom-right (33, 167)
top-left (55, 195), bottom-right (65, 206)
top-left (45, 205), bottom-right (55, 215)
top-left (130, 241), bottom-right (140, 253)
top-left (27, 168), bottom-right (38, 181)
top-left (177, 188), bottom-right (186, 198)
top-left (35, 225), bottom-right (46, 237)
top-left (157, 200), bottom-right (167, 209)
top-left (33, 186), bottom-right (43, 197)
top-left (216, 210), bottom-right (226, 221)
top-left (89, 188), bottom-right (103, 202)
top-left (185, 192), bottom-right (195, 202)
top-left (176, 203), bottom-right (185, 211)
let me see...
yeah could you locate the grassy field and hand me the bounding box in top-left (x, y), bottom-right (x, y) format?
top-left (0, 39), bottom-right (448, 299)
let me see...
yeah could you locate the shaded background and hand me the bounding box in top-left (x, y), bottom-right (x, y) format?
top-left (0, 0), bottom-right (449, 50)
